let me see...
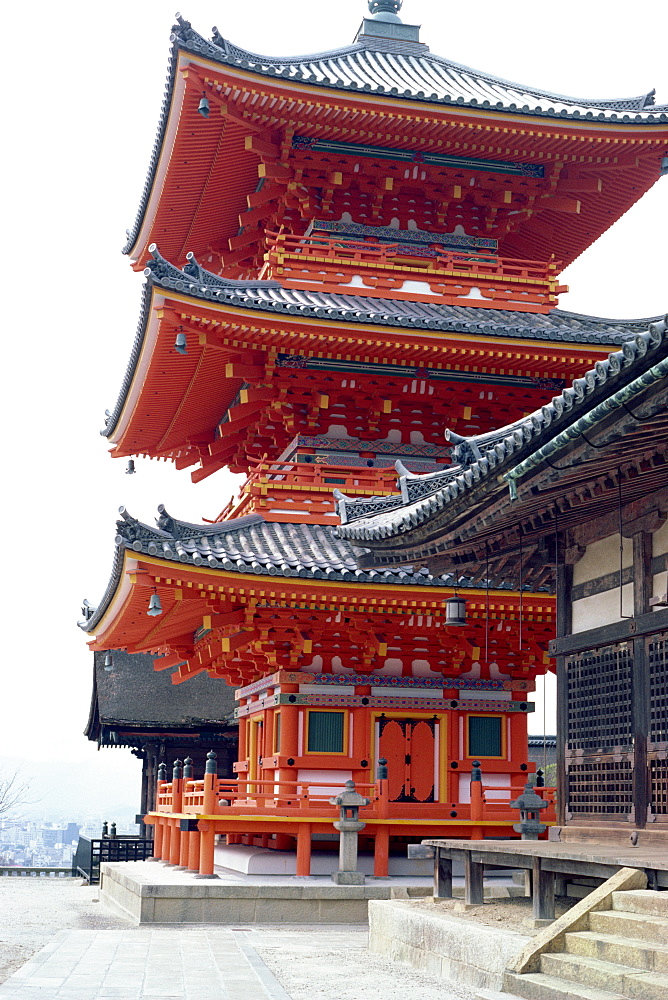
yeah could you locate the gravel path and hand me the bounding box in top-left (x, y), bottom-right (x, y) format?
top-left (0, 878), bottom-right (126, 983)
top-left (255, 930), bottom-right (479, 999)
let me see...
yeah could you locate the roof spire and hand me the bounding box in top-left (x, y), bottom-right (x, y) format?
top-left (368, 0), bottom-right (403, 21)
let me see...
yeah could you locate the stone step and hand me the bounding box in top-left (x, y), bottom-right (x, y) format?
top-left (612, 889), bottom-right (668, 917)
top-left (540, 951), bottom-right (668, 1000)
top-left (503, 971), bottom-right (628, 1000)
top-left (590, 907), bottom-right (668, 946)
top-left (564, 929), bottom-right (668, 972)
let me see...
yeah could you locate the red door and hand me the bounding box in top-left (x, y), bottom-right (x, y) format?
top-left (378, 717), bottom-right (436, 803)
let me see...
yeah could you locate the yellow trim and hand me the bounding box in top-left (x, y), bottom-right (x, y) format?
top-left (273, 710), bottom-right (281, 754)
top-left (149, 811), bottom-right (518, 826)
top-left (91, 551), bottom-right (554, 638)
top-left (465, 713), bottom-right (506, 759)
top-left (305, 708), bottom-right (348, 756)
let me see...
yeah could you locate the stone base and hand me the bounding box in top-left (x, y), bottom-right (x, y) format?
top-left (332, 871), bottom-right (365, 885)
top-left (99, 861), bottom-right (432, 925)
top-left (369, 899), bottom-right (530, 992)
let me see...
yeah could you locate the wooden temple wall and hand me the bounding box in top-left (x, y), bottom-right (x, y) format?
top-left (553, 490), bottom-right (668, 837)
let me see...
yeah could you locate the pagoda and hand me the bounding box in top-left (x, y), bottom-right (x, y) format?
top-left (81, 1), bottom-right (668, 875)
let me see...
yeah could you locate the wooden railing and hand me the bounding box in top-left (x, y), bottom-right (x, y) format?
top-left (263, 231), bottom-right (564, 311)
top-left (216, 460), bottom-right (398, 524)
top-left (148, 753), bottom-right (556, 878)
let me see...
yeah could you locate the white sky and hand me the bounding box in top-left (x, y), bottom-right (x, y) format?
top-left (2, 0), bottom-right (667, 794)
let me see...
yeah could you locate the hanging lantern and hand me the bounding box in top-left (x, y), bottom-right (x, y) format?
top-left (103, 652), bottom-right (113, 671)
top-left (445, 594), bottom-right (467, 626)
top-left (125, 460), bottom-right (136, 475)
top-left (147, 589), bottom-right (163, 617)
top-left (197, 94), bottom-right (210, 118)
top-left (174, 331), bottom-right (187, 355)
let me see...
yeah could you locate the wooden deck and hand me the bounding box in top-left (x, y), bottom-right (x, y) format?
top-left (415, 838), bottom-right (668, 923)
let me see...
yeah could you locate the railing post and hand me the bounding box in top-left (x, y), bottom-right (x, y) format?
top-left (169, 760), bottom-right (183, 866)
top-left (470, 760), bottom-right (484, 840)
top-left (179, 758), bottom-right (193, 868)
top-left (156, 762), bottom-right (169, 861)
top-left (197, 751), bottom-right (219, 879)
top-left (376, 757), bottom-right (390, 819)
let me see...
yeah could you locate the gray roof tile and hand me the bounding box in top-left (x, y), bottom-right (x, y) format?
top-left (80, 508), bottom-right (455, 634)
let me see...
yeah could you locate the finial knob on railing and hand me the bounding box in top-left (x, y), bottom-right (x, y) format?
top-left (110, 822), bottom-right (117, 839)
top-left (102, 821), bottom-right (109, 837)
top-left (377, 758), bottom-right (388, 780)
top-left (157, 762), bottom-right (167, 782)
top-left (183, 757), bottom-right (194, 779)
top-left (173, 759), bottom-right (183, 781)
top-left (470, 760), bottom-right (482, 783)
top-left (205, 750), bottom-right (218, 775)
top-left (536, 768), bottom-right (545, 787)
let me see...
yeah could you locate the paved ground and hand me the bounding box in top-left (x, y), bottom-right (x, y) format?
top-left (0, 879), bottom-right (480, 999)
top-left (0, 926), bottom-right (479, 1000)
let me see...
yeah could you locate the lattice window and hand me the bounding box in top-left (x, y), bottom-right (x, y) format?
top-left (650, 757), bottom-right (668, 815)
top-left (567, 759), bottom-right (633, 815)
top-left (566, 643), bottom-right (633, 752)
top-left (648, 634), bottom-right (668, 746)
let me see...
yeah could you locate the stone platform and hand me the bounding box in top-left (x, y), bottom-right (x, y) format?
top-left (99, 861), bottom-right (434, 925)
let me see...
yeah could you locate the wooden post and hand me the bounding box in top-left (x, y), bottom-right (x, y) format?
top-left (531, 856), bottom-right (555, 922)
top-left (470, 760), bottom-right (484, 840)
top-left (197, 751), bottom-right (219, 878)
top-left (464, 851), bottom-right (484, 905)
top-left (296, 823), bottom-right (312, 876)
top-left (373, 825), bottom-right (390, 877)
top-left (169, 761), bottom-right (183, 866)
top-left (555, 558), bottom-right (573, 828)
top-left (632, 530), bottom-right (652, 829)
top-left (434, 848), bottom-right (453, 899)
top-left (150, 820), bottom-right (161, 861)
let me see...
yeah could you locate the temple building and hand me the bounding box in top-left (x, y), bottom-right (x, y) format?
top-left (80, 1), bottom-right (668, 872)
top-left (85, 650), bottom-right (238, 823)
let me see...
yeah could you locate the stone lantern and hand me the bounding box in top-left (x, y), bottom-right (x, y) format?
top-left (510, 781), bottom-right (549, 840)
top-left (329, 780), bottom-right (370, 884)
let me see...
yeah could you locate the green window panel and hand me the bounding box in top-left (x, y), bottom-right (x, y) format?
top-left (469, 715), bottom-right (502, 757)
top-left (307, 711), bottom-right (345, 753)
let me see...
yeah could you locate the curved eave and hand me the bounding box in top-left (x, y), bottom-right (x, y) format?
top-left (83, 544), bottom-right (553, 655)
top-left (123, 30), bottom-right (668, 269)
top-left (102, 258), bottom-right (663, 461)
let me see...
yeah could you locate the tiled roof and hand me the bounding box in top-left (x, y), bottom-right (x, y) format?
top-left (336, 316), bottom-right (668, 542)
top-left (100, 248), bottom-right (662, 441)
top-left (179, 16), bottom-right (666, 121)
top-left (88, 650), bottom-right (237, 729)
top-left (80, 506), bottom-right (455, 633)
top-left (122, 14), bottom-right (668, 256)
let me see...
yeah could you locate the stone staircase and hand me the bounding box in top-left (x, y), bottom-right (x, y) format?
top-left (479, 889), bottom-right (668, 1000)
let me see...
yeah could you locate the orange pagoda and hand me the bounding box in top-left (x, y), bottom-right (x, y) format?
top-left (81, 1), bottom-right (668, 877)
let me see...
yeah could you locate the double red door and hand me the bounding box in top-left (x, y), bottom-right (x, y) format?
top-left (377, 717), bottom-right (436, 803)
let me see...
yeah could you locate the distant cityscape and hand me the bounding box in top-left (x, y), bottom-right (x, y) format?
top-left (0, 817), bottom-right (139, 869)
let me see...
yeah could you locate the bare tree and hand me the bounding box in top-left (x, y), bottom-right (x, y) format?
top-left (0, 767), bottom-right (31, 819)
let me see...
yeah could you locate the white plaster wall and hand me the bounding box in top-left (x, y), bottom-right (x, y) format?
top-left (653, 519), bottom-right (668, 558)
top-left (572, 583), bottom-right (633, 631)
top-left (573, 533), bottom-right (632, 585)
top-left (652, 520), bottom-right (668, 605)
